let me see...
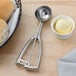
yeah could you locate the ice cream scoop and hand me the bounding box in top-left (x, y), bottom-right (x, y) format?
top-left (16, 6), bottom-right (52, 71)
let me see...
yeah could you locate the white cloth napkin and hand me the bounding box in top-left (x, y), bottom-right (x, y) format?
top-left (58, 48), bottom-right (76, 76)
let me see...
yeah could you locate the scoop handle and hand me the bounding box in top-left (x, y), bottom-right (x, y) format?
top-left (16, 33), bottom-right (42, 71)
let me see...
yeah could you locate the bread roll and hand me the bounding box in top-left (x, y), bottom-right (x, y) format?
top-left (0, 19), bottom-right (8, 44)
top-left (0, 0), bottom-right (15, 21)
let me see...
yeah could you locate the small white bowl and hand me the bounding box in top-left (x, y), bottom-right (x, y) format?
top-left (51, 15), bottom-right (75, 39)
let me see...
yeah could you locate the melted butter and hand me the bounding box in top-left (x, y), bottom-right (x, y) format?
top-left (55, 18), bottom-right (73, 34)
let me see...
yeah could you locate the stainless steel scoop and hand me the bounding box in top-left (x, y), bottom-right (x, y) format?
top-left (16, 6), bottom-right (52, 71)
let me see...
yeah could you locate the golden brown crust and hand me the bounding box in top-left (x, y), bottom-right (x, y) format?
top-left (0, 0), bottom-right (15, 21)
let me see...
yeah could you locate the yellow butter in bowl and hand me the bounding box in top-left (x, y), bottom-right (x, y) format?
top-left (51, 15), bottom-right (75, 39)
top-left (55, 18), bottom-right (73, 34)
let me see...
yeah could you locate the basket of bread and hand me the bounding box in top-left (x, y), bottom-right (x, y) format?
top-left (0, 0), bottom-right (22, 47)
